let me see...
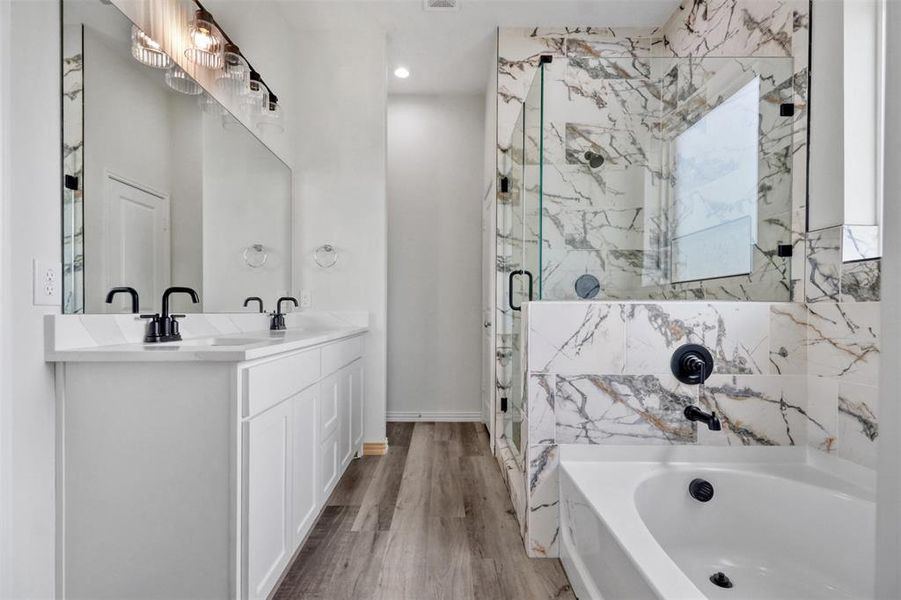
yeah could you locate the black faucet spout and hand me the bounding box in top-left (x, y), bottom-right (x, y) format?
top-left (105, 286), bottom-right (140, 314)
top-left (271, 296), bottom-right (299, 331)
top-left (684, 405), bottom-right (722, 431)
top-left (244, 296), bottom-right (264, 313)
top-left (162, 286), bottom-right (200, 318)
top-left (142, 287), bottom-right (200, 343)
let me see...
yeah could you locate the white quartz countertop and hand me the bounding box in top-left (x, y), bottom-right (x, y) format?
top-left (44, 312), bottom-right (369, 363)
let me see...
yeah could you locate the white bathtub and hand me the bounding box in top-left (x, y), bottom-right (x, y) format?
top-left (558, 447), bottom-right (875, 600)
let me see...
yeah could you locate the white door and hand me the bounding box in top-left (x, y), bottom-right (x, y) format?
top-left (244, 400), bottom-right (291, 600)
top-left (481, 184), bottom-right (496, 449)
top-left (103, 174), bottom-right (170, 312)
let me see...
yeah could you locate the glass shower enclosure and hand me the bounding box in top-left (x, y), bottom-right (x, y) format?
top-left (498, 52), bottom-right (799, 461)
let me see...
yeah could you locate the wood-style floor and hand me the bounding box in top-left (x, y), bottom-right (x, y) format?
top-left (273, 422), bottom-right (576, 600)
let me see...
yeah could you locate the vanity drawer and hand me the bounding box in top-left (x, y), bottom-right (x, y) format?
top-left (321, 336), bottom-right (363, 375)
top-left (244, 349), bottom-right (321, 417)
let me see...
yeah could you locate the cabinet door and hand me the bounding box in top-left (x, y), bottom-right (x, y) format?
top-left (244, 401), bottom-right (291, 600)
top-left (291, 386), bottom-right (318, 547)
top-left (350, 360), bottom-right (364, 451)
top-left (319, 433), bottom-right (338, 504)
top-left (319, 372), bottom-right (340, 442)
top-left (338, 366), bottom-right (352, 469)
top-left (318, 373), bottom-right (341, 503)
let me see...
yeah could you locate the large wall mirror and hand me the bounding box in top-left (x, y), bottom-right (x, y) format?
top-left (62, 0), bottom-right (292, 314)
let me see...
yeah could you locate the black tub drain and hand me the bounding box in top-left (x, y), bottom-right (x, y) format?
top-left (710, 572), bottom-right (733, 589)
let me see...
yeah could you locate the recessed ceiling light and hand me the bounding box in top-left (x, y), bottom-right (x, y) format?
top-left (394, 67), bottom-right (410, 79)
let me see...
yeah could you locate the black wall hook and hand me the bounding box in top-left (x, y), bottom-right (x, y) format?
top-left (671, 344), bottom-right (714, 385)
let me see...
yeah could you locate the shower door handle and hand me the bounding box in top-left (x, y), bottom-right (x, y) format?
top-left (508, 269), bottom-right (534, 311)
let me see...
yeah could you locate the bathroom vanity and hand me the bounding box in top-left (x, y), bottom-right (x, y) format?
top-left (46, 313), bottom-right (368, 599)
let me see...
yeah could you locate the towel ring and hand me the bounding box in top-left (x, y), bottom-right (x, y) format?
top-left (314, 244), bottom-right (338, 269)
top-left (243, 244), bottom-right (269, 269)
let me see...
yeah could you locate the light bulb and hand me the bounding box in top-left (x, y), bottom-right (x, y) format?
top-left (394, 66), bottom-right (410, 79)
top-left (185, 9), bottom-right (223, 69)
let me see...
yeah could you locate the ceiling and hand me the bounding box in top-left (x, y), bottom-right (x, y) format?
top-left (273, 0), bottom-right (680, 95)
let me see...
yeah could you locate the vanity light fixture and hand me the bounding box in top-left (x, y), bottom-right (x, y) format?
top-left (394, 66), bottom-right (410, 79)
top-left (257, 93), bottom-right (285, 134)
top-left (130, 25), bottom-right (171, 69)
top-left (241, 70), bottom-right (269, 118)
top-left (165, 64), bottom-right (203, 95)
top-left (185, 8), bottom-right (223, 69)
top-left (216, 43), bottom-right (250, 97)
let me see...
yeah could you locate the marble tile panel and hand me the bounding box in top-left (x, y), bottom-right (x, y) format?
top-left (806, 375), bottom-right (838, 453)
top-left (659, 0), bottom-right (794, 58)
top-left (698, 374), bottom-right (809, 446)
top-left (805, 226), bottom-right (842, 303)
top-left (769, 302), bottom-right (807, 375)
top-left (624, 303), bottom-right (771, 375)
top-left (841, 259), bottom-right (881, 303)
top-left (836, 382), bottom-right (879, 468)
top-left (556, 374), bottom-right (697, 445)
top-left (528, 302), bottom-right (626, 374)
top-left (526, 444), bottom-right (559, 557)
top-left (842, 225), bottom-right (880, 262)
top-left (528, 374), bottom-right (556, 446)
top-left (806, 302), bottom-right (880, 385)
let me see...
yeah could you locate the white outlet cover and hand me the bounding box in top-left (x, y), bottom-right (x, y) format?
top-left (33, 259), bottom-right (61, 306)
top-left (299, 290), bottom-right (312, 308)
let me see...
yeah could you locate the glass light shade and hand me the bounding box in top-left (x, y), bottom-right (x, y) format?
top-left (241, 78), bottom-right (269, 118)
top-left (165, 65), bottom-right (203, 95)
top-left (184, 11), bottom-right (223, 69)
top-left (256, 100), bottom-right (284, 135)
top-left (215, 46), bottom-right (250, 97)
top-left (200, 93), bottom-right (226, 116)
top-left (130, 25), bottom-right (171, 69)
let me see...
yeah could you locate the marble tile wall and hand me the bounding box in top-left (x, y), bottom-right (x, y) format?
top-left (521, 293), bottom-right (880, 558)
top-left (522, 300), bottom-right (813, 557)
top-left (494, 2), bottom-right (812, 494)
top-left (804, 224), bottom-right (881, 468)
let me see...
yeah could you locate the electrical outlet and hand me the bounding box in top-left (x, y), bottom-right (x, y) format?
top-left (299, 290), bottom-right (312, 309)
top-left (33, 259), bottom-right (61, 306)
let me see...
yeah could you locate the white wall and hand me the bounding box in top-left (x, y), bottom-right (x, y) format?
top-left (809, 0), bottom-right (882, 230)
top-left (294, 29), bottom-right (388, 444)
top-left (386, 94), bottom-right (484, 421)
top-left (2, 1), bottom-right (60, 596)
top-left (876, 0), bottom-right (901, 593)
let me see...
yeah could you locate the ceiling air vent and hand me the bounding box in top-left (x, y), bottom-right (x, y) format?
top-left (423, 0), bottom-right (459, 11)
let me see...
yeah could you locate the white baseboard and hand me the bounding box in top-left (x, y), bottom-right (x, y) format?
top-left (386, 411), bottom-right (483, 422)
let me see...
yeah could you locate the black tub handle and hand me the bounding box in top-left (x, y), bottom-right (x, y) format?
top-left (508, 269), bottom-right (533, 311)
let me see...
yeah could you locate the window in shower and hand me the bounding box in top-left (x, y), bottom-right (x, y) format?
top-left (671, 76), bottom-right (760, 283)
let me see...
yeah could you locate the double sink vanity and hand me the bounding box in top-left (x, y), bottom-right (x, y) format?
top-left (53, 0), bottom-right (369, 596)
top-left (46, 311), bottom-right (368, 599)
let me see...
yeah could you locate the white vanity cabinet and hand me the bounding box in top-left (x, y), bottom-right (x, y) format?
top-left (53, 330), bottom-right (367, 600)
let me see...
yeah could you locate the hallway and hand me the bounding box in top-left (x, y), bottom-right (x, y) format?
top-left (273, 422), bottom-right (575, 599)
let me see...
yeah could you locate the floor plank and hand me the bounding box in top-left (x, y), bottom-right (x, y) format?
top-left (273, 422), bottom-right (574, 600)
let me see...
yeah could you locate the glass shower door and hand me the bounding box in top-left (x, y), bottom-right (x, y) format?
top-left (504, 62), bottom-right (544, 461)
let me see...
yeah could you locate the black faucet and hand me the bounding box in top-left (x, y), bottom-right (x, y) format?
top-left (270, 296), bottom-right (298, 331)
top-left (141, 286), bottom-right (200, 343)
top-left (244, 296), bottom-right (264, 313)
top-left (684, 405), bottom-right (722, 431)
top-left (105, 287), bottom-right (139, 314)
